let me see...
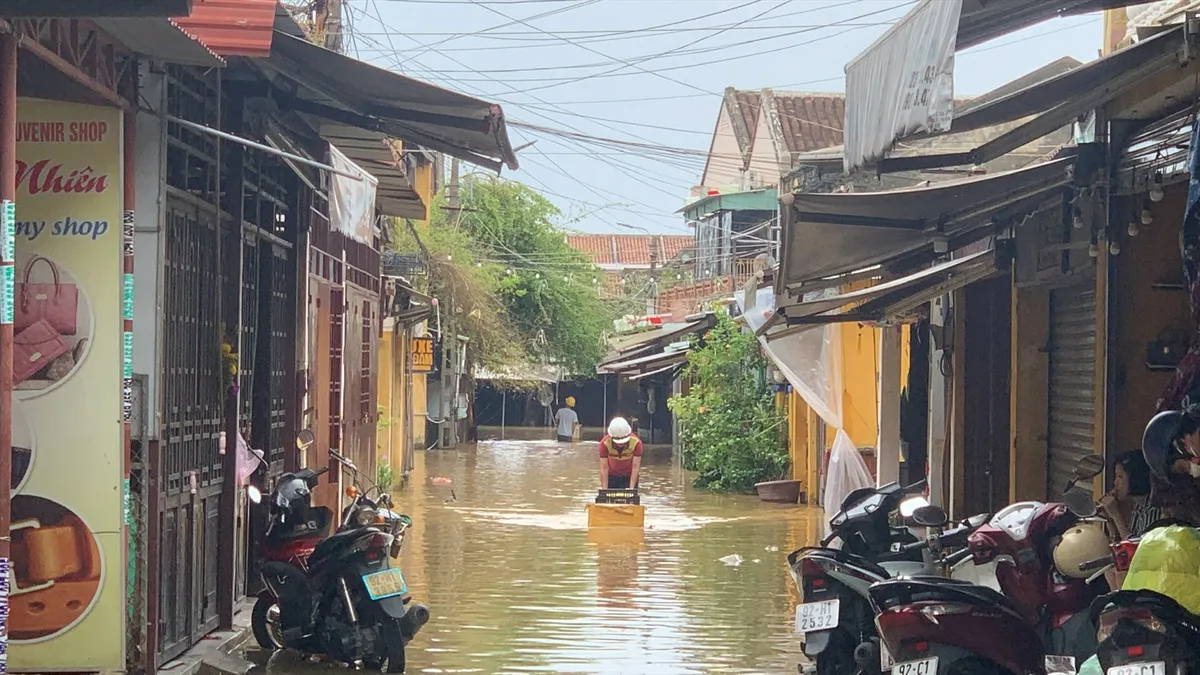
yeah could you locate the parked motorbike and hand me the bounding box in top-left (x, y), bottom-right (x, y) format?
top-left (250, 430), bottom-right (428, 672)
top-left (1086, 522), bottom-right (1200, 675)
top-left (250, 431), bottom-right (335, 649)
top-left (871, 454), bottom-right (1110, 675)
top-left (788, 479), bottom-right (986, 674)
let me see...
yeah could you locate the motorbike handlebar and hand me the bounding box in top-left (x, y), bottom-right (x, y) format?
top-left (903, 479), bottom-right (928, 495)
top-left (944, 547), bottom-right (974, 567)
top-left (314, 466), bottom-right (330, 477)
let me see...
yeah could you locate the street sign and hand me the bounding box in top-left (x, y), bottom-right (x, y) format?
top-left (411, 336), bottom-right (434, 373)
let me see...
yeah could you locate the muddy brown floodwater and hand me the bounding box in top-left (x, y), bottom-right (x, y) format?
top-left (249, 435), bottom-right (824, 674)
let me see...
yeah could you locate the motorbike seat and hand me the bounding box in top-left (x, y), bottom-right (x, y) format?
top-left (870, 577), bottom-right (1023, 615)
top-left (1091, 589), bottom-right (1200, 628)
top-left (307, 526), bottom-right (382, 571)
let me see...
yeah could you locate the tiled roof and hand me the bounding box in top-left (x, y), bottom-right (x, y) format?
top-left (772, 92), bottom-right (846, 154)
top-left (725, 88), bottom-right (846, 162)
top-left (566, 234), bottom-right (694, 266)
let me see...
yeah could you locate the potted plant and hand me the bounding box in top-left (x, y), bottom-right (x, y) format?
top-left (754, 474), bottom-right (802, 504)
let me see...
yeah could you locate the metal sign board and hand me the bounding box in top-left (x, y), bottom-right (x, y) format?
top-left (411, 336), bottom-right (435, 373)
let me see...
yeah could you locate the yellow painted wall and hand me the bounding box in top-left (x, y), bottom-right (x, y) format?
top-left (841, 322), bottom-right (880, 449)
top-left (787, 318), bottom-right (915, 494)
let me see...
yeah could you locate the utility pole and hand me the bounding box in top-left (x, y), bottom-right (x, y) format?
top-left (314, 0), bottom-right (344, 53)
top-left (439, 159), bottom-right (460, 448)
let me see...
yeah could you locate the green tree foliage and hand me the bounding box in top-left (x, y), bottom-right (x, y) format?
top-left (451, 176), bottom-right (612, 376)
top-left (391, 175), bottom-right (612, 378)
top-left (668, 313), bottom-right (788, 492)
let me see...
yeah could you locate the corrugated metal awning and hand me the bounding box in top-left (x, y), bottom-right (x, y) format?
top-left (172, 0), bottom-right (278, 58)
top-left (6, 0), bottom-right (191, 15)
top-left (95, 16), bottom-right (224, 67)
top-left (877, 25), bottom-right (1188, 173)
top-left (599, 347), bottom-right (690, 374)
top-left (263, 31), bottom-right (519, 172)
top-left (957, 0), bottom-right (1149, 50)
top-left (777, 155), bottom-right (1080, 290)
top-left (770, 248), bottom-right (998, 328)
top-left (844, 0), bottom-right (1152, 173)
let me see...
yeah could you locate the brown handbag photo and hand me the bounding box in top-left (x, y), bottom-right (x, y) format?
top-left (13, 319), bottom-right (71, 385)
top-left (15, 255), bottom-right (79, 336)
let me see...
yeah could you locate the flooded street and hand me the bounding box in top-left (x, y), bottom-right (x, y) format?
top-left (254, 435), bottom-right (823, 674)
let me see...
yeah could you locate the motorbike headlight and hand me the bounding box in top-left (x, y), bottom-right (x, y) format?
top-left (355, 507), bottom-right (376, 527)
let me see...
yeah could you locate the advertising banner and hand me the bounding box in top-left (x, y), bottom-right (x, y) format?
top-left (9, 98), bottom-right (124, 671)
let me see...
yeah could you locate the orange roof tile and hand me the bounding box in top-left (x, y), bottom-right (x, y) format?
top-left (566, 234), bottom-right (694, 266)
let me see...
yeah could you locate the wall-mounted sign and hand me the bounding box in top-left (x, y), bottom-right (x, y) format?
top-left (411, 336), bottom-right (434, 373)
top-left (11, 98), bottom-right (124, 671)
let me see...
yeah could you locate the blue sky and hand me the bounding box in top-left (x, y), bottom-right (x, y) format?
top-left (345, 0), bottom-right (1105, 234)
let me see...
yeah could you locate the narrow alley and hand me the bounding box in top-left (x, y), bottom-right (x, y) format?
top-left (247, 437), bottom-right (821, 675)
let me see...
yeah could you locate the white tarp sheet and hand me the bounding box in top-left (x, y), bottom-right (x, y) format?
top-left (329, 144), bottom-right (379, 244)
top-left (843, 0), bottom-right (961, 173)
top-left (738, 286), bottom-right (843, 431)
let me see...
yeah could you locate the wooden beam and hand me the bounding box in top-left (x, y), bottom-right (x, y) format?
top-left (877, 325), bottom-right (902, 487)
top-left (1009, 282), bottom-right (1050, 503)
top-left (16, 33), bottom-right (131, 110)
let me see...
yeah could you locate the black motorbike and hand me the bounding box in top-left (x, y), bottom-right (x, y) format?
top-left (1091, 589), bottom-right (1200, 675)
top-left (251, 430), bottom-right (428, 672)
top-left (787, 480), bottom-right (980, 675)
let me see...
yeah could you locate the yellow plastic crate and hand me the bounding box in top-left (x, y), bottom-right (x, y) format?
top-left (586, 503), bottom-right (645, 529)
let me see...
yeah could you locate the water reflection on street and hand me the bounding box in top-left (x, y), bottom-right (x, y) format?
top-left (252, 434), bottom-right (823, 674)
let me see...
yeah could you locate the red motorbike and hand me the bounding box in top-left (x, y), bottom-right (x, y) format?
top-left (250, 460), bottom-right (335, 648)
top-left (870, 456), bottom-right (1109, 675)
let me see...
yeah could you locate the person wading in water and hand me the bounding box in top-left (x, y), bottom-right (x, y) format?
top-left (554, 396), bottom-right (580, 443)
top-left (598, 417), bottom-right (642, 490)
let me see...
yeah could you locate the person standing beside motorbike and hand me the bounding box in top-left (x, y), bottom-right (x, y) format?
top-left (1142, 410), bottom-right (1200, 525)
top-left (1099, 449), bottom-right (1168, 540)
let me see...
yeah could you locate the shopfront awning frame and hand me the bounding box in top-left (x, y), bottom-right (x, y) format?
top-left (876, 25), bottom-right (1190, 173)
top-left (260, 31), bottom-right (518, 173)
top-left (777, 151), bottom-right (1091, 291)
top-left (956, 0), bottom-right (1149, 51)
top-left (599, 348), bottom-right (690, 375)
top-left (770, 248), bottom-right (999, 330)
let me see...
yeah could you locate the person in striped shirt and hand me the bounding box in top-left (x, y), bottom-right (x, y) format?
top-left (1100, 449), bottom-right (1168, 541)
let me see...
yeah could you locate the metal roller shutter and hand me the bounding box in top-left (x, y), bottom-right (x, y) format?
top-left (1046, 280), bottom-right (1098, 499)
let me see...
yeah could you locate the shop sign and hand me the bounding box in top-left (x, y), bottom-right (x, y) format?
top-left (10, 99), bottom-right (124, 670)
top-left (411, 336), bottom-right (434, 373)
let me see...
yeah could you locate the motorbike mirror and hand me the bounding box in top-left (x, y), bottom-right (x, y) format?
top-left (1072, 454), bottom-right (1105, 481)
top-left (1063, 489), bottom-right (1098, 518)
top-left (899, 495), bottom-right (930, 518)
top-left (247, 485), bottom-right (263, 504)
top-left (296, 429), bottom-right (316, 450)
top-left (911, 505), bottom-right (949, 528)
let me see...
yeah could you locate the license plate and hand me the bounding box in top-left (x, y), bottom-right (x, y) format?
top-left (1107, 663), bottom-right (1167, 675)
top-left (794, 599), bottom-right (839, 633)
top-left (881, 642), bottom-right (895, 671)
top-left (893, 657), bottom-right (938, 675)
top-left (362, 567), bottom-right (407, 601)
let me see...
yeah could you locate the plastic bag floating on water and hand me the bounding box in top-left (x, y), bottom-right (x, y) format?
top-left (719, 554), bottom-right (743, 566)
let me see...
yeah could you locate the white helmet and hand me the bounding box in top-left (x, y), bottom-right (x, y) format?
top-left (608, 417), bottom-right (632, 444)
